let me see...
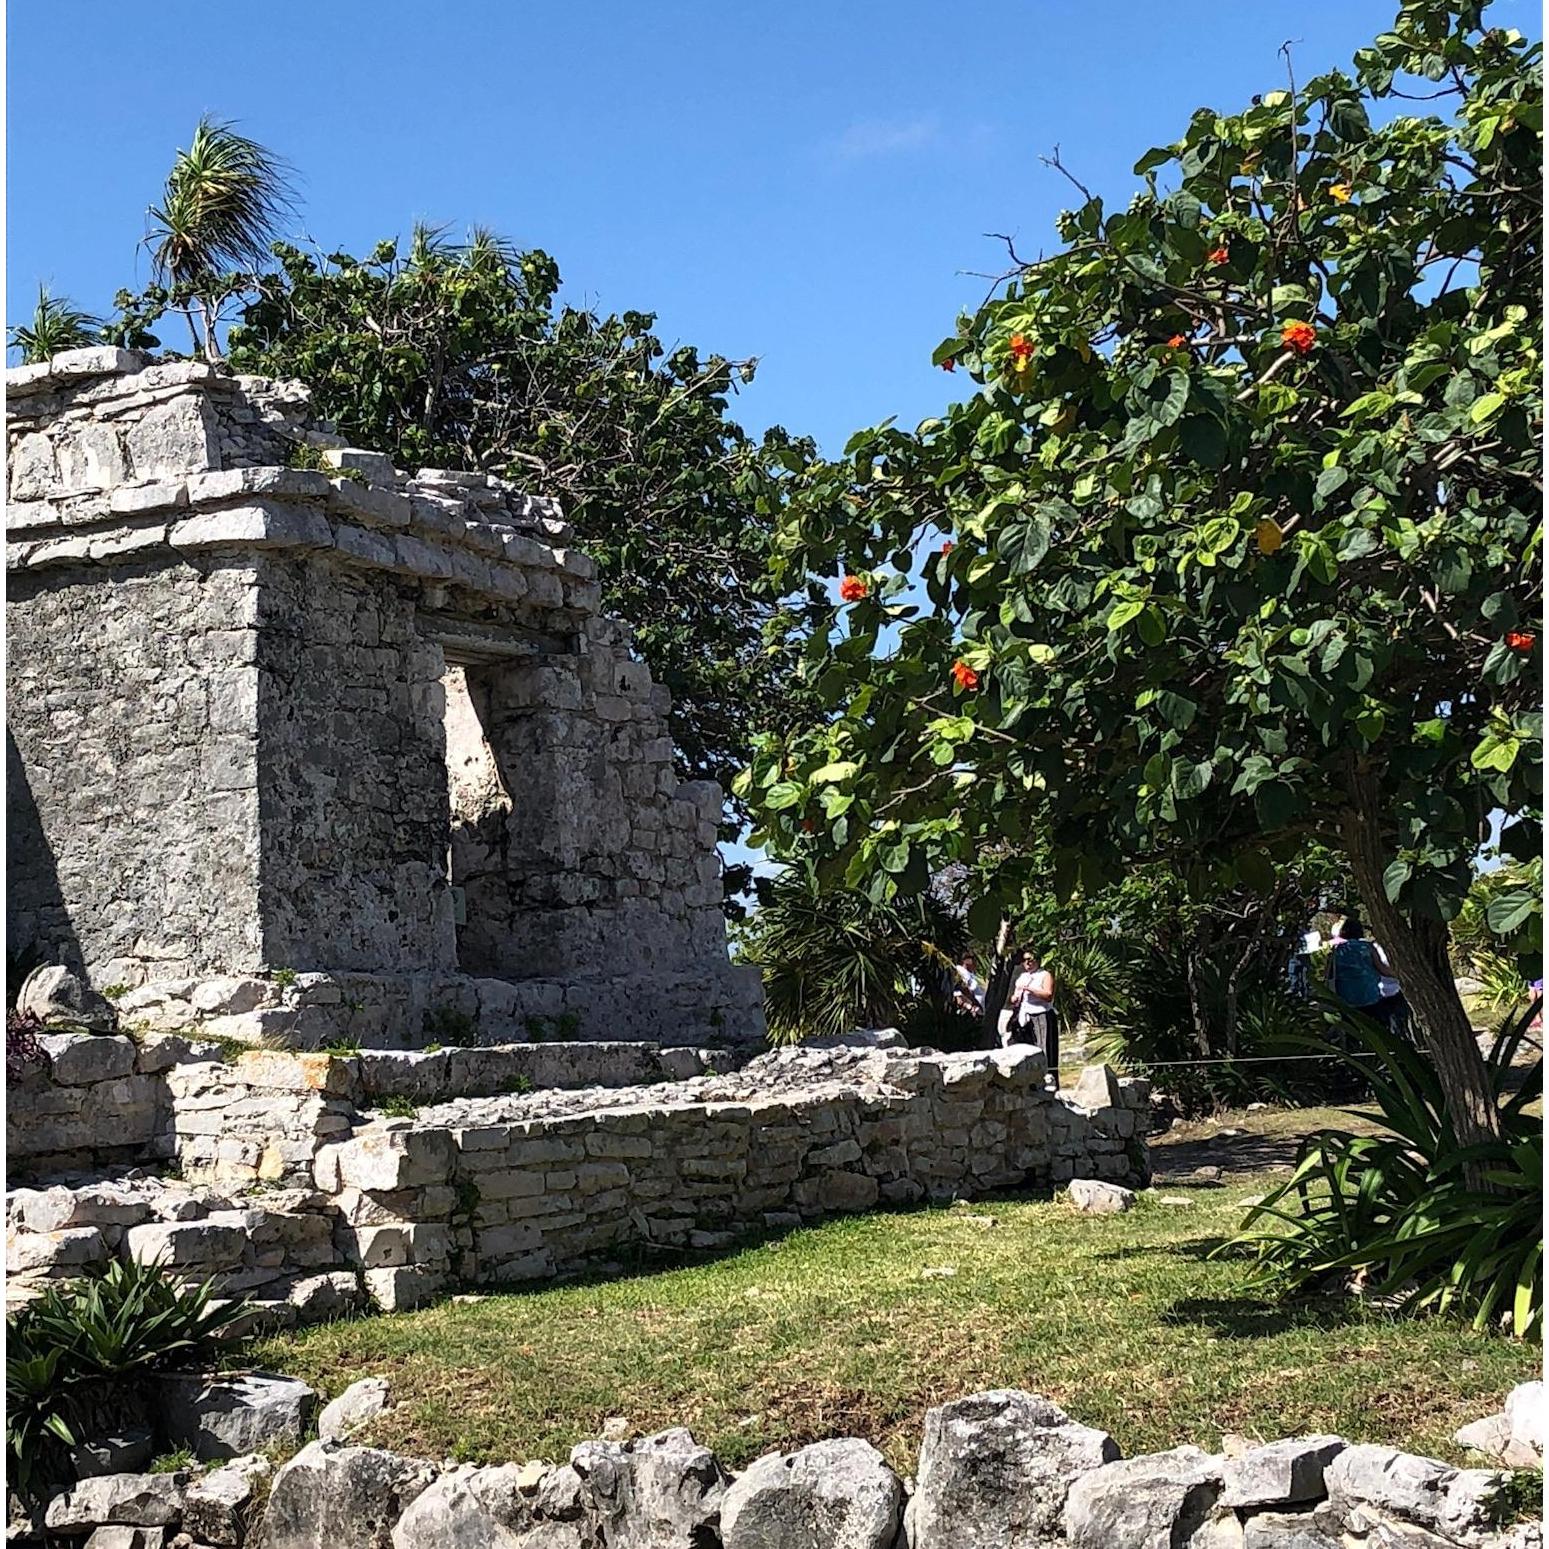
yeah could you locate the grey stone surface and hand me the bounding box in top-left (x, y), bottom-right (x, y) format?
top-left (45, 1472), bottom-right (188, 1532)
top-left (82, 1527), bottom-right (166, 1549)
top-left (1066, 1179), bottom-right (1135, 1214)
top-left (158, 1371), bottom-right (318, 1461)
top-left (1222, 1437), bottom-right (1345, 1508)
top-left (318, 1378), bottom-right (391, 1446)
top-left (68, 1429), bottom-right (156, 1480)
top-left (1508, 1382), bottom-right (1545, 1458)
top-left (910, 1389), bottom-right (1119, 1548)
top-left (183, 1454), bottom-right (272, 1546)
top-left (1063, 1446), bottom-right (1225, 1549)
top-left (390, 1463), bottom-right (588, 1547)
top-left (17, 967), bottom-right (116, 1031)
top-left (37, 1032), bottom-right (134, 1084)
top-left (719, 1437), bottom-right (901, 1549)
top-left (1241, 1510), bottom-right (1344, 1548)
top-left (252, 1442), bottom-right (437, 1549)
top-left (570, 1427), bottom-right (728, 1547)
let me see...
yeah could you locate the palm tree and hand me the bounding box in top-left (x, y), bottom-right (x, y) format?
top-left (9, 286), bottom-right (100, 365)
top-left (145, 117), bottom-right (294, 359)
top-left (736, 864), bottom-right (968, 1044)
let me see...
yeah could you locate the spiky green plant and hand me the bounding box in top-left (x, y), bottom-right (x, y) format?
top-left (145, 116), bottom-right (294, 357)
top-left (8, 285), bottom-right (100, 364)
top-left (737, 866), bottom-right (967, 1044)
top-left (1232, 1005), bottom-right (1543, 1339)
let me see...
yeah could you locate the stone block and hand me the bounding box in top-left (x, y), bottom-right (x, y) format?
top-left (721, 1437), bottom-right (902, 1549)
top-left (336, 1129), bottom-right (455, 1190)
top-left (1068, 1065), bottom-right (1124, 1111)
top-left (363, 1264), bottom-right (446, 1312)
top-left (1066, 1179), bottom-right (1135, 1215)
top-left (7, 1225), bottom-right (108, 1276)
top-left (45, 1472), bottom-right (188, 1533)
top-left (182, 1453), bottom-right (271, 1545)
top-left (1063, 1447), bottom-right (1224, 1549)
top-left (911, 1390), bottom-right (1119, 1549)
top-left (123, 1218), bottom-right (246, 1269)
top-left (318, 1378), bottom-right (391, 1445)
top-left (253, 1442), bottom-right (437, 1547)
top-left (1222, 1437), bottom-right (1345, 1509)
top-left (571, 1427), bottom-right (729, 1549)
top-left (158, 1371), bottom-right (317, 1462)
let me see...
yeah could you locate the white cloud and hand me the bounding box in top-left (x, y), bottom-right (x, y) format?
top-left (830, 115), bottom-right (941, 161)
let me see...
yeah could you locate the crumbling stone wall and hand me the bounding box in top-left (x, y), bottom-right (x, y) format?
top-left (8, 1039), bottom-right (1147, 1314)
top-left (5, 347), bottom-right (761, 1047)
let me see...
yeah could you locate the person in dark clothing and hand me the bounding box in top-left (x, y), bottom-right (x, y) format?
top-left (1327, 914), bottom-right (1405, 1033)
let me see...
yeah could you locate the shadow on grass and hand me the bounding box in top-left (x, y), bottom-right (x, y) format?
top-left (1160, 1293), bottom-right (1372, 1339)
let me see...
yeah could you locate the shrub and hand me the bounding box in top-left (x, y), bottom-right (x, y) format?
top-left (7, 1261), bottom-right (248, 1497)
top-left (1233, 1008), bottom-right (1543, 1339)
top-left (737, 865), bottom-right (968, 1045)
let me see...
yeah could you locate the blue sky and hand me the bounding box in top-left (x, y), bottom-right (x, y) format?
top-left (7, 0), bottom-right (1502, 457)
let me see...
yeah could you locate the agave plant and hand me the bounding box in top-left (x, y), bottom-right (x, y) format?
top-left (1232, 1003), bottom-right (1543, 1338)
top-left (7, 1259), bottom-right (249, 1499)
top-left (8, 285), bottom-right (100, 364)
top-left (145, 117), bottom-right (294, 358)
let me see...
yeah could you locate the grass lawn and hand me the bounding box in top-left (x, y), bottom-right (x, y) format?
top-left (256, 1106), bottom-right (1539, 1475)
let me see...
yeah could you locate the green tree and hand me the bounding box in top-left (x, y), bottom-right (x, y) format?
top-left (8, 286), bottom-right (99, 364)
top-left (742, 0), bottom-right (1542, 1151)
top-left (144, 116), bottom-right (295, 359)
top-left (223, 230), bottom-right (815, 831)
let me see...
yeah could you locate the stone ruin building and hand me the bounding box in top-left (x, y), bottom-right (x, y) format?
top-left (6, 346), bottom-right (762, 1049)
top-left (4, 350), bottom-right (1150, 1325)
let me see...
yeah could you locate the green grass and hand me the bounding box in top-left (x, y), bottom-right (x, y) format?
top-left (255, 1159), bottom-right (1536, 1473)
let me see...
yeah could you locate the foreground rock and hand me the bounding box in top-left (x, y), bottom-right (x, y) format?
top-left (719, 1438), bottom-right (901, 1549)
top-left (160, 1371), bottom-right (318, 1461)
top-left (318, 1378), bottom-right (391, 1445)
top-left (391, 1461), bottom-right (589, 1547)
top-left (570, 1428), bottom-right (728, 1547)
top-left (909, 1390), bottom-right (1120, 1547)
top-left (252, 1443), bottom-right (437, 1548)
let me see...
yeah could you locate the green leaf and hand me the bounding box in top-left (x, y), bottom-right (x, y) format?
top-left (809, 761), bottom-right (860, 785)
top-left (763, 781), bottom-right (805, 811)
top-left (1486, 890), bottom-right (1538, 936)
top-left (1382, 858), bottom-right (1411, 902)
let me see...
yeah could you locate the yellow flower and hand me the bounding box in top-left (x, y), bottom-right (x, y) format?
top-left (1256, 518), bottom-right (1284, 555)
top-left (1329, 183), bottom-right (1353, 204)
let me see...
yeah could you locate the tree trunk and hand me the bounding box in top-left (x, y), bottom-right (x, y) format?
top-left (980, 916), bottom-right (1016, 1049)
top-left (1341, 767), bottom-right (1501, 1154)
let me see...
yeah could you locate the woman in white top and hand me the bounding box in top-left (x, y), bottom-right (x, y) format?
top-left (1009, 949), bottom-right (1058, 1060)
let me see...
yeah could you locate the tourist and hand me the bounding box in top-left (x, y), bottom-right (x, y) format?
top-left (1010, 950), bottom-right (1059, 1063)
top-left (1326, 915), bottom-right (1399, 1031)
top-left (953, 952), bottom-right (986, 1017)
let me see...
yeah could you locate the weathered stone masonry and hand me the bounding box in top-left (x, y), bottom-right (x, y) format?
top-left (7, 1036), bottom-right (1149, 1317)
top-left (6, 347), bottom-right (759, 1047)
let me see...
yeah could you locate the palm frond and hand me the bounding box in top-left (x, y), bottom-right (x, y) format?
top-left (146, 116), bottom-right (295, 285)
top-left (8, 285), bottom-right (100, 364)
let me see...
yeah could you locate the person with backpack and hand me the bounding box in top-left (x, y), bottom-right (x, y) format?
top-left (1326, 914), bottom-right (1401, 1031)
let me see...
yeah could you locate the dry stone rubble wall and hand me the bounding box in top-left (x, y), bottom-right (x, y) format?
top-left (8, 1040), bottom-right (1148, 1314)
top-left (16, 1388), bottom-right (1538, 1547)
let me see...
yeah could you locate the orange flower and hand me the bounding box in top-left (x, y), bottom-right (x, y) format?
top-left (1329, 183), bottom-right (1352, 204)
top-left (1506, 631), bottom-right (1537, 654)
top-left (1009, 334), bottom-right (1035, 365)
top-left (951, 660), bottom-right (980, 691)
top-left (1280, 320), bottom-right (1317, 355)
top-left (839, 575), bottom-right (868, 602)
top-left (941, 357), bottom-right (956, 372)
top-left (1167, 334), bottom-right (1188, 350)
top-left (941, 540), bottom-right (954, 555)
top-left (1208, 246), bottom-right (1230, 265)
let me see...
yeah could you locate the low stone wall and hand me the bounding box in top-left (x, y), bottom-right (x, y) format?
top-left (18, 1388), bottom-right (1539, 1548)
top-left (7, 1042), bottom-right (1148, 1314)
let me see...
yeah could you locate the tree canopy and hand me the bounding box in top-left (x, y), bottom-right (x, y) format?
top-left (740, 0), bottom-right (1542, 1142)
top-left (223, 230), bottom-right (814, 825)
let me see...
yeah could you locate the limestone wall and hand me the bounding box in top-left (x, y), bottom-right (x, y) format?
top-left (7, 1041), bottom-right (1148, 1315)
top-left (7, 559), bottom-right (265, 982)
